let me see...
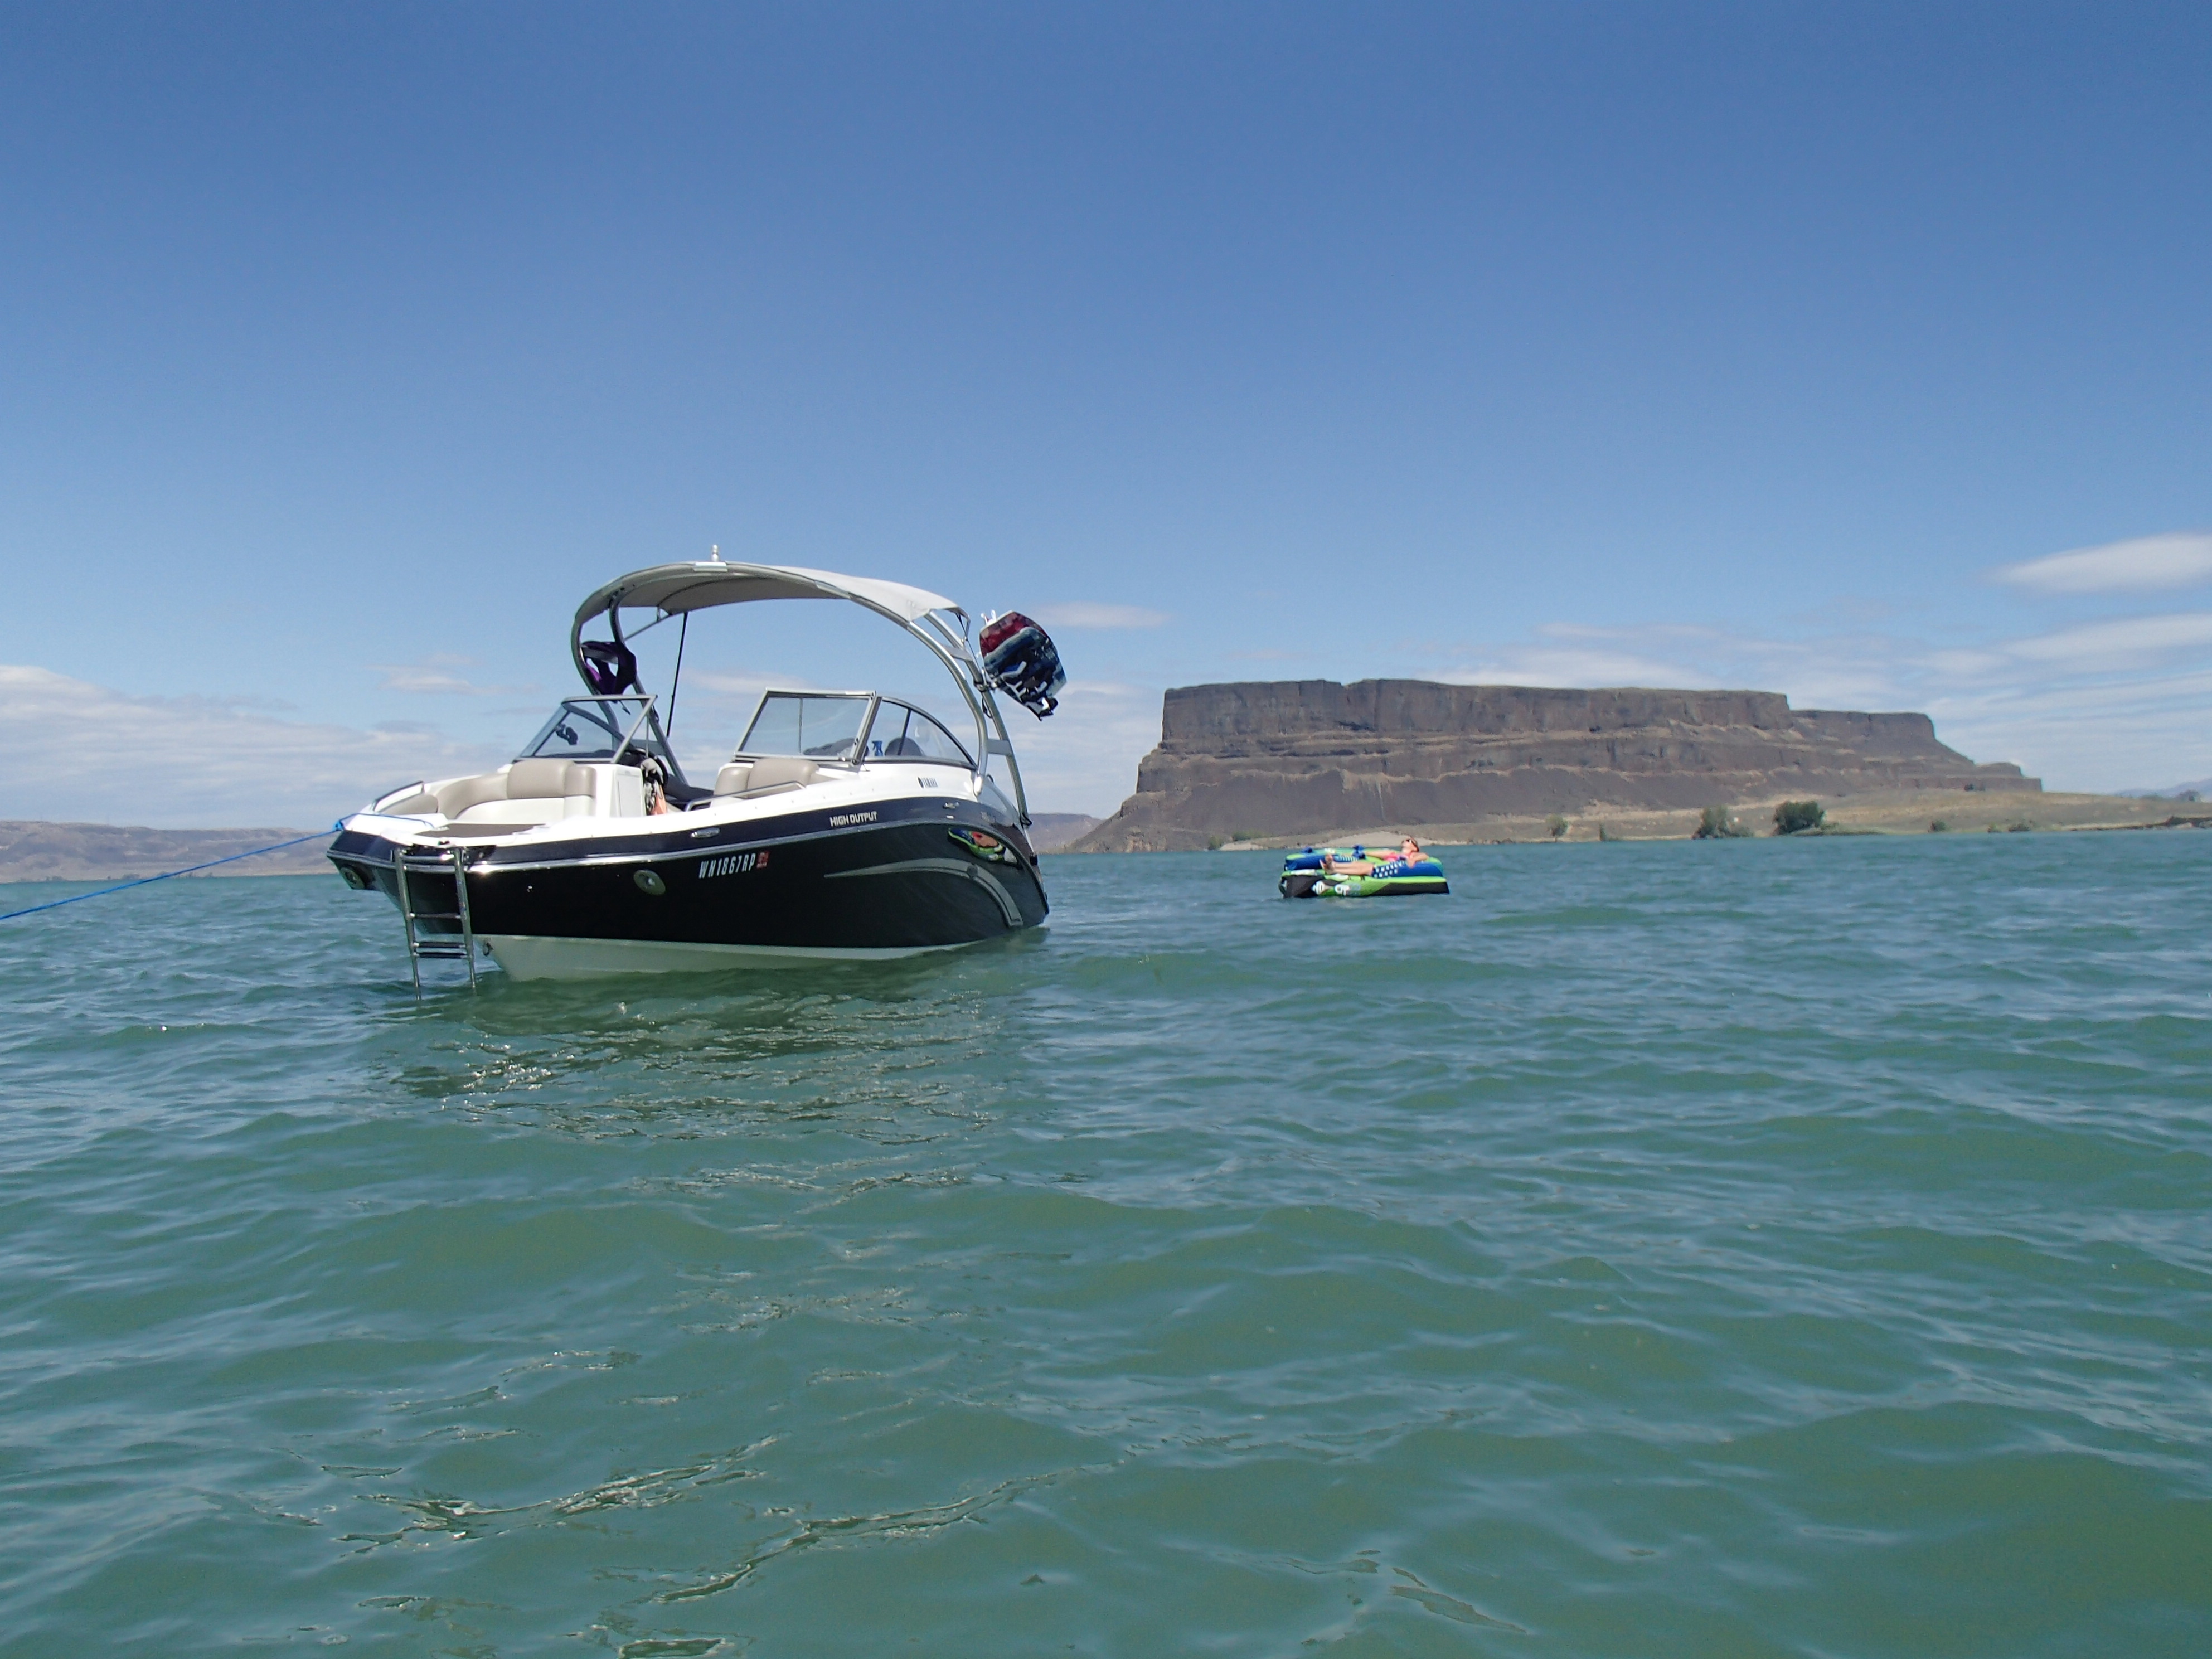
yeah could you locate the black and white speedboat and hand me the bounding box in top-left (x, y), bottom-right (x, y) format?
top-left (328, 558), bottom-right (1066, 983)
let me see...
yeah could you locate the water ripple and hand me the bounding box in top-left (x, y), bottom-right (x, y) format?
top-left (0, 835), bottom-right (2207, 1652)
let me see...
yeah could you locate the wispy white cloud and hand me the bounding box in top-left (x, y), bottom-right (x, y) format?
top-left (1993, 532), bottom-right (2212, 595)
top-left (1403, 604), bottom-right (2212, 795)
top-left (2002, 612), bottom-right (2212, 671)
top-left (373, 654), bottom-right (540, 697)
top-left (683, 669), bottom-right (820, 698)
top-left (1010, 679), bottom-right (1165, 815)
top-left (1029, 602), bottom-right (1171, 630)
top-left (1918, 667), bottom-right (2212, 795)
top-left (0, 664), bottom-right (501, 828)
top-left (1438, 643), bottom-right (1709, 690)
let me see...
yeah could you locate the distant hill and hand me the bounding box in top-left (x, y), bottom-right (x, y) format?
top-left (1074, 680), bottom-right (2041, 851)
top-left (2119, 778), bottom-right (2210, 802)
top-left (1026, 813), bottom-right (1103, 852)
top-left (0, 821), bottom-right (333, 883)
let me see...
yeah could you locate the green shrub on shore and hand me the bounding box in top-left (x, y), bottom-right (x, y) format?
top-left (1774, 799), bottom-right (1825, 836)
top-left (1929, 819), bottom-right (1948, 833)
top-left (1695, 805), bottom-right (1750, 839)
top-left (1545, 814), bottom-right (1569, 840)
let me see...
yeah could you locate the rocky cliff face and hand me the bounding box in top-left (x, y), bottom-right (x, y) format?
top-left (1073, 680), bottom-right (2038, 851)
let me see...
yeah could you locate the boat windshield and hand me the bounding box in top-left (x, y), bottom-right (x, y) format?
top-left (738, 692), bottom-right (875, 761)
top-left (736, 691), bottom-right (977, 769)
top-left (520, 696), bottom-right (682, 776)
top-left (859, 700), bottom-right (974, 768)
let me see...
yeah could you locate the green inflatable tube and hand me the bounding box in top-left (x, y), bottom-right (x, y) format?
top-left (1279, 848), bottom-right (1450, 899)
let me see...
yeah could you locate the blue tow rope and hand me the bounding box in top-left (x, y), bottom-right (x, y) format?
top-left (0, 827), bottom-right (339, 923)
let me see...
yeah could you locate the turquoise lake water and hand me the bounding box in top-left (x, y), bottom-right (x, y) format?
top-left (2, 834), bottom-right (2208, 1655)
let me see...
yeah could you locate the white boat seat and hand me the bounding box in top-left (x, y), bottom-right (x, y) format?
top-left (729, 756), bottom-right (818, 797)
top-left (435, 759), bottom-right (601, 824)
top-left (458, 798), bottom-right (588, 825)
top-left (507, 759), bottom-right (595, 799)
top-left (435, 773), bottom-right (510, 817)
top-left (712, 763), bottom-right (753, 796)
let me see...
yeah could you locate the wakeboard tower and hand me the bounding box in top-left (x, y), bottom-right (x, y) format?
top-left (328, 556), bottom-right (1065, 986)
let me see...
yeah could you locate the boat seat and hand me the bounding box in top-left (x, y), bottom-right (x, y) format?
top-left (716, 757), bottom-right (819, 798)
top-left (507, 759), bottom-right (596, 799)
top-left (740, 756), bottom-right (819, 796)
top-left (440, 759), bottom-right (600, 824)
top-left (434, 773), bottom-right (510, 818)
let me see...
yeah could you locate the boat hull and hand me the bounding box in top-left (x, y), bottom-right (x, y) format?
top-left (329, 797), bottom-right (1047, 978)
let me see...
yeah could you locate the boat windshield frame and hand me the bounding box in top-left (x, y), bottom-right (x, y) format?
top-left (733, 690), bottom-right (876, 765)
top-left (518, 695), bottom-right (687, 782)
top-left (731, 690), bottom-right (979, 771)
top-left (856, 697), bottom-right (976, 769)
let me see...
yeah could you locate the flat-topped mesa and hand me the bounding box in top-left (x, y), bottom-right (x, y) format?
top-left (1076, 679), bottom-right (2038, 851)
top-left (1161, 681), bottom-right (1799, 744)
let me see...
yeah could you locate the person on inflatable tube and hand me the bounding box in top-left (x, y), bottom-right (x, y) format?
top-left (1323, 837), bottom-right (1443, 878)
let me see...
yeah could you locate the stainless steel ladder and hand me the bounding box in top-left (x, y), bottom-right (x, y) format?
top-left (392, 846), bottom-right (478, 994)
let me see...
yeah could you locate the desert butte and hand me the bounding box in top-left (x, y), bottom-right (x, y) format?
top-left (1071, 680), bottom-right (2209, 851)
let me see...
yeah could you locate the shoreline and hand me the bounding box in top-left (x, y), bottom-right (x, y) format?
top-left (1071, 790), bottom-right (2212, 852)
top-left (0, 820), bottom-right (333, 884)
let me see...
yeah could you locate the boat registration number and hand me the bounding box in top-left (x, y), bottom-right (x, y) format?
top-left (698, 851), bottom-right (770, 880)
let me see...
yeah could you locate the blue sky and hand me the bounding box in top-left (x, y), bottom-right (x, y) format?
top-left (3, 2), bottom-right (2208, 824)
